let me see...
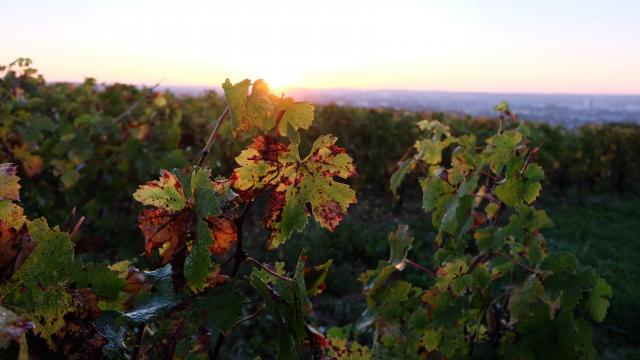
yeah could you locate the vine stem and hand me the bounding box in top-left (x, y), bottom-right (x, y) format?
top-left (495, 252), bottom-right (539, 274)
top-left (405, 258), bottom-right (437, 279)
top-left (113, 82), bottom-right (161, 123)
top-left (196, 106), bottom-right (229, 167)
top-left (246, 256), bottom-right (293, 282)
top-left (210, 200), bottom-right (252, 359)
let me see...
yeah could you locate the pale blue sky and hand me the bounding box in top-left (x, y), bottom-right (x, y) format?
top-left (1, 0), bottom-right (639, 94)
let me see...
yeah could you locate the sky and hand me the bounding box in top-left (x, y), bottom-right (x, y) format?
top-left (2, 0), bottom-right (639, 94)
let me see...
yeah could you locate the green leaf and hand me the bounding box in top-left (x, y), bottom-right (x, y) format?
top-left (495, 178), bottom-right (521, 206)
top-left (303, 259), bottom-right (332, 296)
top-left (222, 79), bottom-right (251, 130)
top-left (60, 170), bottom-right (80, 189)
top-left (72, 262), bottom-right (125, 300)
top-left (388, 224), bottom-right (414, 271)
top-left (487, 130), bottom-right (522, 169)
top-left (191, 168), bottom-right (220, 217)
top-left (585, 277), bottom-right (612, 322)
top-left (278, 100), bottom-right (314, 136)
top-left (120, 265), bottom-right (180, 324)
top-left (191, 283), bottom-right (245, 335)
top-left (420, 176), bottom-right (452, 212)
top-left (0, 219), bottom-right (74, 344)
top-left (390, 157), bottom-right (415, 195)
top-left (423, 329), bottom-right (441, 351)
top-left (184, 220), bottom-right (214, 291)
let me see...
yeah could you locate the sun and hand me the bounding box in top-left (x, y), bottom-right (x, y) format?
top-left (262, 70), bottom-right (297, 95)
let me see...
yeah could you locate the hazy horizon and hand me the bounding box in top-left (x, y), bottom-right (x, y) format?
top-left (3, 0), bottom-right (640, 95)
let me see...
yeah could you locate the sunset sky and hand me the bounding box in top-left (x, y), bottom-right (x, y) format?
top-left (2, 0), bottom-right (639, 94)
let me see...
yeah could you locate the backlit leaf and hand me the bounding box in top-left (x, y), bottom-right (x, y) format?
top-left (133, 170), bottom-right (187, 211)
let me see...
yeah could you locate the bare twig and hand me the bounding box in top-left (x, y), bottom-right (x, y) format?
top-left (132, 324), bottom-right (146, 360)
top-left (231, 303), bottom-right (267, 329)
top-left (495, 252), bottom-right (539, 274)
top-left (196, 106), bottom-right (229, 167)
top-left (113, 82), bottom-right (161, 123)
top-left (406, 258), bottom-right (437, 279)
top-left (61, 207), bottom-right (77, 232)
top-left (246, 256), bottom-right (293, 282)
top-left (69, 216), bottom-right (85, 240)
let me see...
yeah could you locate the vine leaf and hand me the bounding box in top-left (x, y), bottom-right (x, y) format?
top-left (185, 168), bottom-right (219, 291)
top-left (271, 135), bottom-right (356, 248)
top-left (222, 79), bottom-right (315, 136)
top-left (277, 99), bottom-right (314, 137)
top-left (133, 170), bottom-right (187, 211)
top-left (0, 163), bottom-right (21, 201)
top-left (205, 216), bottom-right (237, 256)
top-left (495, 163), bottom-right (545, 206)
top-left (249, 256), bottom-right (312, 359)
top-left (232, 135), bottom-right (356, 249)
top-left (585, 277), bottom-right (612, 322)
top-left (222, 79), bottom-right (252, 131)
top-left (0, 221), bottom-right (35, 281)
top-left (138, 209), bottom-right (191, 264)
top-left (303, 259), bottom-right (333, 296)
top-left (0, 219), bottom-right (74, 346)
top-left (486, 129), bottom-right (522, 170)
top-left (119, 265), bottom-right (181, 324)
top-left (232, 136), bottom-right (289, 193)
top-left (388, 224), bottom-right (414, 271)
top-left (134, 168), bottom-right (225, 291)
top-left (0, 200), bottom-right (26, 229)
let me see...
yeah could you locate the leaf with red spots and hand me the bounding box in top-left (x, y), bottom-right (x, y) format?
top-left (232, 135), bottom-right (356, 248)
top-left (268, 135), bottom-right (356, 248)
top-left (133, 170), bottom-right (187, 211)
top-left (134, 168), bottom-right (224, 291)
top-left (231, 136), bottom-right (291, 193)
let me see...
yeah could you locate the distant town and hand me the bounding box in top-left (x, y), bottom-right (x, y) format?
top-left (164, 85), bottom-right (640, 127)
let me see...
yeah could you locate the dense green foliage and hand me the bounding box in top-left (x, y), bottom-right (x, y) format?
top-left (0, 60), bottom-right (633, 358)
top-left (349, 108), bottom-right (611, 358)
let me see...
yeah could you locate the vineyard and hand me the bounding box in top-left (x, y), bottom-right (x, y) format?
top-left (0, 60), bottom-right (638, 359)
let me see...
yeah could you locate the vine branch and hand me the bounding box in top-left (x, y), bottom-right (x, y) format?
top-left (196, 106), bottom-right (229, 167)
top-left (406, 258), bottom-right (437, 279)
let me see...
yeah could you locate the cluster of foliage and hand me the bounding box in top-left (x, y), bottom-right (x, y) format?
top-left (0, 60), bottom-right (615, 358)
top-left (0, 75), bottom-right (361, 358)
top-left (0, 58), bottom-right (231, 258)
top-left (2, 59), bottom-right (638, 264)
top-left (342, 104), bottom-right (612, 358)
top-left (309, 105), bottom-right (640, 194)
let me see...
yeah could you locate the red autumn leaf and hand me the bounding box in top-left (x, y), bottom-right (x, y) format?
top-left (137, 208), bottom-right (193, 264)
top-left (0, 220), bottom-right (35, 281)
top-left (205, 216), bottom-right (237, 256)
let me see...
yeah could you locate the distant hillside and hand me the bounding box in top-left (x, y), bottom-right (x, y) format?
top-left (162, 85), bottom-right (640, 126)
